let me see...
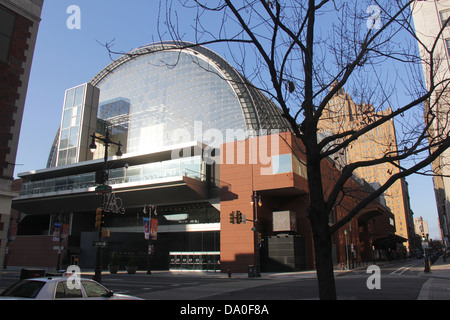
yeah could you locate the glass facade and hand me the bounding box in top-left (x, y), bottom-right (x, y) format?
top-left (57, 85), bottom-right (85, 166)
top-left (89, 42), bottom-right (292, 157)
top-left (21, 155), bottom-right (204, 196)
top-left (16, 42), bottom-right (295, 271)
top-left (47, 42), bottom-right (292, 169)
top-left (94, 49), bottom-right (247, 154)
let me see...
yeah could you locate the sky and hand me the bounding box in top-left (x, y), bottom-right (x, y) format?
top-left (14, 1), bottom-right (441, 240)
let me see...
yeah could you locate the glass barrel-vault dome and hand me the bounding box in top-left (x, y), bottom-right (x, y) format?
top-left (90, 41), bottom-right (291, 154)
top-left (47, 42), bottom-right (291, 166)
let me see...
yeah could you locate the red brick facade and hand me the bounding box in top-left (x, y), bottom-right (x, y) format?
top-left (0, 4), bottom-right (33, 178)
top-left (220, 132), bottom-right (397, 273)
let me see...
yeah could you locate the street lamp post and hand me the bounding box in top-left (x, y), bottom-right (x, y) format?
top-left (344, 229), bottom-right (349, 270)
top-left (90, 128), bottom-right (122, 283)
top-left (250, 191), bottom-right (262, 277)
top-left (144, 204), bottom-right (156, 275)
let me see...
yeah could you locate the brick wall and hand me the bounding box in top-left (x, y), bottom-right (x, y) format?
top-left (0, 4), bottom-right (33, 178)
top-left (7, 236), bottom-right (63, 269)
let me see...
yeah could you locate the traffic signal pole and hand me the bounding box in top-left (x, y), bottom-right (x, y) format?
top-left (93, 207), bottom-right (105, 283)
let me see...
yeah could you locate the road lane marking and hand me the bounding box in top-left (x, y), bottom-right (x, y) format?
top-left (389, 264), bottom-right (414, 275)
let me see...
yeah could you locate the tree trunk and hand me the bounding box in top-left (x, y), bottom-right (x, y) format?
top-left (312, 222), bottom-right (337, 300)
top-left (305, 142), bottom-right (337, 300)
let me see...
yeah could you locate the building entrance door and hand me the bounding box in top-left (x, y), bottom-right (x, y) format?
top-left (169, 252), bottom-right (220, 271)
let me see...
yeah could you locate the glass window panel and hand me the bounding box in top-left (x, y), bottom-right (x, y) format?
top-left (66, 148), bottom-right (77, 164)
top-left (57, 150), bottom-right (67, 166)
top-left (55, 281), bottom-right (83, 299)
top-left (125, 166), bottom-right (142, 181)
top-left (162, 159), bottom-right (181, 177)
top-left (440, 10), bottom-right (450, 27)
top-left (0, 33), bottom-right (11, 61)
top-left (273, 154), bottom-right (292, 174)
top-left (81, 172), bottom-right (95, 185)
top-left (181, 156), bottom-right (202, 177)
top-left (109, 168), bottom-right (124, 184)
top-left (2, 280), bottom-right (45, 298)
top-left (70, 107), bottom-right (79, 127)
top-left (81, 280), bottom-right (109, 298)
top-left (0, 8), bottom-right (14, 61)
top-left (68, 126), bottom-right (79, 148)
top-left (44, 179), bottom-right (55, 192)
top-left (64, 89), bottom-right (74, 110)
top-left (142, 162), bottom-right (161, 179)
top-left (74, 85), bottom-right (85, 106)
top-left (67, 175), bottom-right (80, 189)
top-left (0, 8), bottom-right (15, 36)
top-left (59, 129), bottom-right (69, 149)
top-left (62, 109), bottom-right (72, 129)
top-left (55, 177), bottom-right (67, 191)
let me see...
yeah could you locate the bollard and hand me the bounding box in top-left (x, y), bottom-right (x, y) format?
top-left (424, 258), bottom-right (430, 273)
top-left (227, 269), bottom-right (232, 278)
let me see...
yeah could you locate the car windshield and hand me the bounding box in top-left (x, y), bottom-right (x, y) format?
top-left (0, 280), bottom-right (46, 298)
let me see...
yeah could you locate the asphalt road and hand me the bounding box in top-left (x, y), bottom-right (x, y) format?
top-left (0, 259), bottom-right (437, 300)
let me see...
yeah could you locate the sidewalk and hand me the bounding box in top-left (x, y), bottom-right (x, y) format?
top-left (417, 256), bottom-right (450, 300)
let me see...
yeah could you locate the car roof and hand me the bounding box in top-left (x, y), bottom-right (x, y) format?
top-left (22, 276), bottom-right (93, 283)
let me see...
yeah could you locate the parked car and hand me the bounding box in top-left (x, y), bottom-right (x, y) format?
top-left (0, 276), bottom-right (142, 300)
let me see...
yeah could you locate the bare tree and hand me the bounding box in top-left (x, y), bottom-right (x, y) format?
top-left (102, 0), bottom-right (450, 299)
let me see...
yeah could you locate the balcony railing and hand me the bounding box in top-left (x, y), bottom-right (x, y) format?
top-left (21, 156), bottom-right (204, 196)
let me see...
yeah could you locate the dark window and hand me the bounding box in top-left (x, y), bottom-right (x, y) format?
top-left (81, 280), bottom-right (110, 297)
top-left (55, 281), bottom-right (83, 299)
top-left (0, 6), bottom-right (15, 61)
top-left (0, 280), bottom-right (45, 298)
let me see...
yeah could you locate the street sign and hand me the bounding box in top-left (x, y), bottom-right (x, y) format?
top-left (95, 184), bottom-right (112, 194)
top-left (92, 241), bottom-right (108, 247)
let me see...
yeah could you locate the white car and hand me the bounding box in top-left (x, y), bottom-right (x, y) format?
top-left (0, 276), bottom-right (142, 300)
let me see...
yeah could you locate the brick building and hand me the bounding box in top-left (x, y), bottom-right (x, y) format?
top-left (318, 84), bottom-right (414, 251)
top-left (220, 132), bottom-right (399, 273)
top-left (0, 0), bottom-right (43, 270)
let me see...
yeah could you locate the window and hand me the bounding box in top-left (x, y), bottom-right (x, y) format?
top-left (0, 7), bottom-right (15, 61)
top-left (446, 39), bottom-right (450, 56)
top-left (272, 154), bottom-right (292, 174)
top-left (0, 280), bottom-right (45, 298)
top-left (81, 280), bottom-right (109, 298)
top-left (55, 281), bottom-right (83, 299)
top-left (440, 10), bottom-right (450, 28)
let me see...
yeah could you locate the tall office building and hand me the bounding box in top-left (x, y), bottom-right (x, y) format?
top-left (0, 0), bottom-right (43, 270)
top-left (318, 84), bottom-right (414, 249)
top-left (411, 0), bottom-right (450, 247)
top-left (414, 216), bottom-right (429, 240)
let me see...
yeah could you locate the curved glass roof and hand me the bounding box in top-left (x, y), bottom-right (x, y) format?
top-left (47, 42), bottom-right (291, 167)
top-left (90, 41), bottom-right (291, 154)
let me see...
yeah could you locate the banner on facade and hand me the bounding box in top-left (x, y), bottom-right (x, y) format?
top-left (143, 217), bottom-right (158, 240)
top-left (52, 223), bottom-right (62, 242)
top-left (150, 218), bottom-right (158, 240)
top-left (143, 217), bottom-right (150, 240)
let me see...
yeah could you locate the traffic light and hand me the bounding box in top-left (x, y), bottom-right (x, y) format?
top-left (421, 233), bottom-right (426, 241)
top-left (95, 208), bottom-right (104, 229)
top-left (236, 211), bottom-right (242, 224)
top-left (229, 211), bottom-right (235, 224)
